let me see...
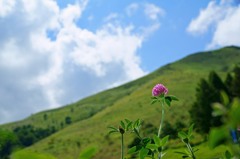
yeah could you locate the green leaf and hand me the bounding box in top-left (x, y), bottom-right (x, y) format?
top-left (126, 121), bottom-right (133, 131)
top-left (166, 95), bottom-right (179, 101)
top-left (142, 137), bottom-right (151, 145)
top-left (193, 148), bottom-right (199, 153)
top-left (165, 98), bottom-right (171, 107)
top-left (212, 103), bottom-right (226, 116)
top-left (120, 120), bottom-right (125, 129)
top-left (209, 127), bottom-right (228, 149)
top-left (134, 128), bottom-right (141, 138)
top-left (135, 119), bottom-right (141, 127)
top-left (220, 91), bottom-right (229, 106)
top-left (151, 100), bottom-right (158, 105)
top-left (224, 150), bottom-right (232, 159)
top-left (108, 130), bottom-right (118, 134)
top-left (178, 131), bottom-right (188, 139)
top-left (161, 135), bottom-right (169, 146)
top-left (133, 119), bottom-right (140, 128)
top-left (125, 118), bottom-right (131, 124)
top-left (188, 124), bottom-right (194, 137)
top-left (146, 144), bottom-right (158, 150)
top-left (153, 135), bottom-right (161, 146)
top-left (128, 146), bottom-right (137, 154)
top-left (139, 148), bottom-right (149, 159)
top-left (107, 126), bottom-right (119, 132)
top-left (151, 96), bottom-right (158, 100)
top-left (230, 99), bottom-right (240, 127)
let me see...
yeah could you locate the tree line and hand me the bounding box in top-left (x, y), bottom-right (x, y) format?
top-left (190, 65), bottom-right (240, 135)
top-left (0, 125), bottom-right (56, 158)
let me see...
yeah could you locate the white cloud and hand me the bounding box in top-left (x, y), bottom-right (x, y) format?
top-left (144, 3), bottom-right (165, 21)
top-left (187, 1), bottom-right (226, 34)
top-left (208, 6), bottom-right (240, 48)
top-left (0, 0), bottom-right (16, 17)
top-left (103, 13), bottom-right (119, 22)
top-left (187, 0), bottom-right (240, 48)
top-left (0, 0), bottom-right (162, 123)
top-left (126, 3), bottom-right (139, 16)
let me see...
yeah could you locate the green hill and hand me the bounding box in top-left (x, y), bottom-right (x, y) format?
top-left (2, 46), bottom-right (240, 159)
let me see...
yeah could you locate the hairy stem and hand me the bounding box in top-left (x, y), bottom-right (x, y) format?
top-left (157, 100), bottom-right (165, 159)
top-left (157, 108), bottom-right (165, 138)
top-left (186, 142), bottom-right (195, 159)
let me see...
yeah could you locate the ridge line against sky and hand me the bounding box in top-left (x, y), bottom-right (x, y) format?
top-left (0, 0), bottom-right (239, 123)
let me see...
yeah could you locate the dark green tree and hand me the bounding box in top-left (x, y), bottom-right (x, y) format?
top-left (43, 114), bottom-right (48, 121)
top-left (190, 79), bottom-right (214, 134)
top-left (0, 129), bottom-right (19, 159)
top-left (65, 116), bottom-right (72, 125)
top-left (231, 65), bottom-right (240, 97)
top-left (225, 72), bottom-right (233, 98)
top-left (208, 71), bottom-right (227, 126)
top-left (190, 71), bottom-right (229, 135)
top-left (209, 71), bottom-right (228, 94)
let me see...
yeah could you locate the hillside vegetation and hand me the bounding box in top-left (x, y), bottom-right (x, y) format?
top-left (1, 46), bottom-right (240, 159)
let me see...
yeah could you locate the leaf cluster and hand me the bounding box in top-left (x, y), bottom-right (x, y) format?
top-left (128, 135), bottom-right (169, 159)
top-left (108, 119), bottom-right (142, 135)
top-left (176, 124), bottom-right (198, 159)
top-left (209, 92), bottom-right (240, 158)
top-left (151, 94), bottom-right (179, 107)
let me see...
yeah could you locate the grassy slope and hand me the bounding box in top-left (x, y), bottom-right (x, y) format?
top-left (3, 46), bottom-right (240, 159)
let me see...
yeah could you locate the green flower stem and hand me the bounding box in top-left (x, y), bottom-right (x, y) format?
top-left (121, 133), bottom-right (124, 159)
top-left (157, 100), bottom-right (165, 159)
top-left (157, 107), bottom-right (165, 138)
top-left (186, 143), bottom-right (195, 159)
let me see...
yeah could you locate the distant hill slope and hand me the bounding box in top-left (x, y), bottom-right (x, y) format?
top-left (2, 46), bottom-right (240, 159)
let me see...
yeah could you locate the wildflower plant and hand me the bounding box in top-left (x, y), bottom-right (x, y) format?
top-left (108, 119), bottom-right (142, 159)
top-left (176, 124), bottom-right (198, 159)
top-left (108, 83), bottom-right (178, 159)
top-left (150, 84), bottom-right (178, 158)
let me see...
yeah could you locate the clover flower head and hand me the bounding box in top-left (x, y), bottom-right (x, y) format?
top-left (152, 84), bottom-right (168, 96)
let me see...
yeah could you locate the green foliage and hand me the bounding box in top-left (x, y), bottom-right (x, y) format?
top-left (209, 96), bottom-right (240, 158)
top-left (232, 66), bottom-right (240, 96)
top-left (176, 124), bottom-right (198, 159)
top-left (190, 79), bottom-right (214, 134)
top-left (43, 114), bottom-right (48, 121)
top-left (108, 119), bottom-right (142, 159)
top-left (191, 65), bottom-right (240, 137)
top-left (190, 71), bottom-right (227, 134)
top-left (65, 116), bottom-right (72, 125)
top-left (13, 125), bottom-right (56, 147)
top-left (0, 129), bottom-right (19, 159)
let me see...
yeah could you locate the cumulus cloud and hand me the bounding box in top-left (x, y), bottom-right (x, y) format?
top-left (187, 0), bottom-right (240, 48)
top-left (0, 0), bottom-right (162, 123)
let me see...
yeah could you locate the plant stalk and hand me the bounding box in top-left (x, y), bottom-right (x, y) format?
top-left (157, 100), bottom-right (165, 159)
top-left (158, 108), bottom-right (165, 138)
top-left (186, 142), bottom-right (195, 159)
top-left (121, 133), bottom-right (124, 159)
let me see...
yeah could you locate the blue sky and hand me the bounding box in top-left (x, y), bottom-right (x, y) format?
top-left (0, 0), bottom-right (239, 123)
